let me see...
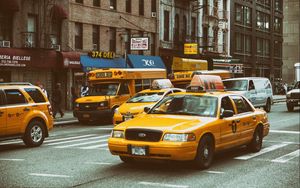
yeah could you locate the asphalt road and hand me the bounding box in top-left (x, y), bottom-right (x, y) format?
top-left (0, 103), bottom-right (299, 188)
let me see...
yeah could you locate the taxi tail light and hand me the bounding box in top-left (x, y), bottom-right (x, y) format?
top-left (47, 104), bottom-right (53, 116)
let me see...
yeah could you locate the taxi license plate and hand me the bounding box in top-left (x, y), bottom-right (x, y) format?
top-left (131, 146), bottom-right (147, 156)
top-left (83, 114), bottom-right (90, 118)
top-left (123, 115), bottom-right (133, 121)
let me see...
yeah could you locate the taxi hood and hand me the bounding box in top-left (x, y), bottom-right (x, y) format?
top-left (118, 102), bottom-right (156, 114)
top-left (75, 96), bottom-right (112, 103)
top-left (116, 114), bottom-right (216, 132)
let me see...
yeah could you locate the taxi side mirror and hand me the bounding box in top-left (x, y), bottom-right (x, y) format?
top-left (144, 107), bottom-right (151, 113)
top-left (220, 110), bottom-right (234, 119)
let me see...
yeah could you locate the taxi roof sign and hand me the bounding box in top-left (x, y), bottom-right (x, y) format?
top-left (151, 79), bottom-right (173, 90)
top-left (187, 75), bottom-right (224, 92)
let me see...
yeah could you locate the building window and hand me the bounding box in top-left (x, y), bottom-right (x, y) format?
top-left (245, 35), bottom-right (251, 54)
top-left (235, 33), bottom-right (242, 52)
top-left (191, 17), bottom-right (196, 41)
top-left (92, 25), bottom-right (99, 50)
top-left (75, 22), bottom-right (83, 49)
top-left (139, 0), bottom-right (144, 16)
top-left (163, 10), bottom-right (169, 41)
top-left (26, 14), bottom-right (37, 48)
top-left (256, 0), bottom-right (270, 7)
top-left (109, 27), bottom-right (116, 52)
top-left (0, 12), bottom-right (13, 42)
top-left (182, 15), bottom-right (187, 42)
top-left (126, 0), bottom-right (131, 13)
top-left (235, 33), bottom-right (251, 54)
top-left (256, 11), bottom-right (270, 31)
top-left (274, 40), bottom-right (282, 58)
top-left (151, 0), bottom-right (156, 13)
top-left (110, 0), bottom-right (116, 10)
top-left (235, 4), bottom-right (251, 26)
top-left (275, 0), bottom-right (282, 11)
top-left (174, 14), bottom-right (179, 43)
top-left (256, 38), bottom-right (270, 56)
top-left (75, 0), bottom-right (83, 4)
top-left (93, 0), bottom-right (100, 7)
top-left (274, 17), bottom-right (282, 33)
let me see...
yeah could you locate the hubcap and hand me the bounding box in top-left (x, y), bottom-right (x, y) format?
top-left (30, 125), bottom-right (42, 143)
top-left (255, 132), bottom-right (260, 143)
top-left (203, 145), bottom-right (209, 159)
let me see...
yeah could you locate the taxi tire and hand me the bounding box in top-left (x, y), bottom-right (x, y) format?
top-left (23, 120), bottom-right (45, 147)
top-left (248, 126), bottom-right (263, 152)
top-left (287, 104), bottom-right (294, 112)
top-left (194, 135), bottom-right (214, 169)
top-left (264, 98), bottom-right (271, 113)
top-left (119, 156), bottom-right (134, 163)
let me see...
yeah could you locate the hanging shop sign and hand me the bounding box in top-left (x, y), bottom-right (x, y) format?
top-left (130, 37), bottom-right (149, 51)
top-left (88, 51), bottom-right (116, 59)
top-left (229, 64), bottom-right (244, 74)
top-left (184, 43), bottom-right (198, 55)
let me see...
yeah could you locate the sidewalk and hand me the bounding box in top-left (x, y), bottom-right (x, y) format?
top-left (53, 111), bottom-right (78, 126)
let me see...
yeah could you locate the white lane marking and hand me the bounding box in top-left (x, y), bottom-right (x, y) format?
top-left (271, 149), bottom-right (300, 163)
top-left (138, 182), bottom-right (189, 188)
top-left (85, 162), bottom-right (112, 165)
top-left (204, 171), bottom-right (225, 174)
top-left (79, 143), bottom-right (108, 149)
top-left (0, 140), bottom-right (23, 146)
top-left (93, 127), bottom-right (113, 130)
top-left (54, 120), bottom-right (78, 125)
top-left (29, 173), bottom-right (71, 178)
top-left (44, 134), bottom-right (97, 143)
top-left (234, 143), bottom-right (289, 160)
top-left (54, 139), bottom-right (107, 148)
top-left (0, 158), bottom-right (25, 161)
top-left (46, 135), bottom-right (109, 146)
top-left (264, 140), bottom-right (300, 145)
top-left (270, 117), bottom-right (300, 124)
top-left (270, 130), bottom-right (300, 134)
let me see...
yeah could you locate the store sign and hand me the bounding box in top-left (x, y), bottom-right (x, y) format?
top-left (130, 37), bottom-right (149, 50)
top-left (63, 58), bottom-right (80, 67)
top-left (0, 54), bottom-right (31, 67)
top-left (184, 43), bottom-right (198, 55)
top-left (229, 64), bottom-right (244, 73)
top-left (88, 51), bottom-right (115, 59)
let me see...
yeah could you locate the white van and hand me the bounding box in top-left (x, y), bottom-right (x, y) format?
top-left (223, 77), bottom-right (273, 112)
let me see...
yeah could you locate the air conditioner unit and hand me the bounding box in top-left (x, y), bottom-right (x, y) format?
top-left (93, 44), bottom-right (98, 50)
top-left (51, 44), bottom-right (61, 51)
top-left (151, 12), bottom-right (157, 18)
top-left (0, 40), bottom-right (11, 48)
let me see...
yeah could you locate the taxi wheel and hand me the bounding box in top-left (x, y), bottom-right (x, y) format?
top-left (194, 135), bottom-right (214, 169)
top-left (287, 104), bottom-right (294, 112)
top-left (264, 99), bottom-right (271, 113)
top-left (119, 156), bottom-right (134, 163)
top-left (23, 120), bottom-right (45, 147)
top-left (248, 126), bottom-right (263, 152)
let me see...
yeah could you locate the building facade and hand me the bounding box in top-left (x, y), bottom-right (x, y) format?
top-left (282, 0), bottom-right (300, 83)
top-left (230, 0), bottom-right (283, 79)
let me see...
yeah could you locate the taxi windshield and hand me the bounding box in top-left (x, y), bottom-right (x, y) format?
top-left (127, 92), bottom-right (164, 103)
top-left (149, 95), bottom-right (218, 117)
top-left (89, 83), bottom-right (119, 96)
top-left (223, 80), bottom-right (248, 91)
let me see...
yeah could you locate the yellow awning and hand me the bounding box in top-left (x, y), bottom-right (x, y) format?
top-left (172, 57), bottom-right (208, 71)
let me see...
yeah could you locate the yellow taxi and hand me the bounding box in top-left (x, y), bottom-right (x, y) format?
top-left (108, 76), bottom-right (270, 169)
top-left (113, 79), bottom-right (184, 125)
top-left (0, 83), bottom-right (53, 147)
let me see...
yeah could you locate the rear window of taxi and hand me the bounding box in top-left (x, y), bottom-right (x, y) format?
top-left (24, 88), bottom-right (46, 103)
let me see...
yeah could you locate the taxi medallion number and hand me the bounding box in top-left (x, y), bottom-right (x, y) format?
top-left (131, 146), bottom-right (147, 156)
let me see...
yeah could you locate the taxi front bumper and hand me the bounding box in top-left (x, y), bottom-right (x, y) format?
top-left (108, 138), bottom-right (198, 161)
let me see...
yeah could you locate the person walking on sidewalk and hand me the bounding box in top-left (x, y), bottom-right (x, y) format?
top-left (52, 83), bottom-right (64, 118)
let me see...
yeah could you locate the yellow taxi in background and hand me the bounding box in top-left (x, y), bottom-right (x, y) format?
top-left (108, 76), bottom-right (270, 169)
top-left (0, 83), bottom-right (53, 147)
top-left (113, 79), bottom-right (184, 125)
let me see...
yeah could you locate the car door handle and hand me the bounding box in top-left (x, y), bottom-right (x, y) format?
top-left (23, 107), bottom-right (30, 112)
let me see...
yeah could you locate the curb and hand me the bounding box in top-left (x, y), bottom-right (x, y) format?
top-left (54, 119), bottom-right (78, 126)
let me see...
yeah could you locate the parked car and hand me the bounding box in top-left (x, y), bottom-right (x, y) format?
top-left (0, 83), bottom-right (53, 147)
top-left (223, 77), bottom-right (273, 112)
top-left (286, 81), bottom-right (300, 112)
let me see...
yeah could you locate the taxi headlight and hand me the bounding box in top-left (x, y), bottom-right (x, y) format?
top-left (99, 101), bottom-right (108, 107)
top-left (163, 133), bottom-right (196, 142)
top-left (111, 130), bottom-right (124, 138)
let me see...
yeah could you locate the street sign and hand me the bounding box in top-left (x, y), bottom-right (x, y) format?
top-left (184, 43), bottom-right (198, 55)
top-left (130, 37), bottom-right (149, 51)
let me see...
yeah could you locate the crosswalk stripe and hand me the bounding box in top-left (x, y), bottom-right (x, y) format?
top-left (44, 134), bottom-right (96, 143)
top-left (0, 140), bottom-right (23, 146)
top-left (46, 135), bottom-right (110, 146)
top-left (54, 139), bottom-right (108, 149)
top-left (234, 143), bottom-right (289, 160)
top-left (271, 149), bottom-right (300, 163)
top-left (79, 143), bottom-right (108, 149)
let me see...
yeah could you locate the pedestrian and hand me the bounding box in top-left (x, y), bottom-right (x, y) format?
top-left (52, 83), bottom-right (64, 118)
top-left (38, 83), bottom-right (48, 98)
top-left (283, 82), bottom-right (288, 94)
top-left (80, 84), bottom-right (89, 97)
top-left (71, 86), bottom-right (78, 109)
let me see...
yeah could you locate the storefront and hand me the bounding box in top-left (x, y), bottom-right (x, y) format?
top-left (127, 54), bottom-right (166, 69)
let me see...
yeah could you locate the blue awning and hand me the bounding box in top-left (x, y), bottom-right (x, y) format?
top-left (127, 54), bottom-right (166, 69)
top-left (80, 55), bottom-right (127, 72)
